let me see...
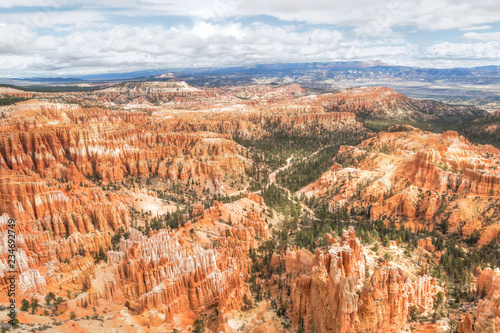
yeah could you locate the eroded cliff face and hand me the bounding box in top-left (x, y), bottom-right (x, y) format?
top-left (300, 127), bottom-right (500, 246)
top-left (0, 191), bottom-right (270, 329)
top-left (0, 98), bottom-right (253, 326)
top-left (458, 267), bottom-right (500, 332)
top-left (0, 111), bottom-right (246, 185)
top-left (0, 84), bottom-right (492, 332)
top-left (0, 212), bottom-right (111, 301)
top-left (258, 111), bottom-right (364, 136)
top-left (323, 86), bottom-right (486, 121)
top-left (0, 169), bottom-right (129, 236)
top-left (275, 228), bottom-right (436, 333)
top-left (0, 187), bottom-right (439, 332)
top-left (109, 228), bottom-right (249, 321)
top-left (0, 85), bottom-right (365, 310)
top-left (64, 196), bottom-right (272, 331)
top-left (0, 100), bottom-right (250, 234)
top-left (474, 268), bottom-right (500, 332)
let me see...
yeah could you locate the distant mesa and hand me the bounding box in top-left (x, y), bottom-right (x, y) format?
top-left (154, 73), bottom-right (175, 79)
top-left (98, 81), bottom-right (201, 94)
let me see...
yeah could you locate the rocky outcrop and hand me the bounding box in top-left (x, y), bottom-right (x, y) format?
top-left (476, 268), bottom-right (500, 299)
top-left (243, 192), bottom-right (264, 205)
top-left (242, 212), bottom-right (268, 238)
top-left (283, 228), bottom-right (435, 333)
top-left (0, 213), bottom-right (109, 301)
top-left (261, 112), bottom-right (360, 134)
top-left (323, 87), bottom-right (486, 121)
top-left (300, 128), bottom-right (500, 246)
top-left (95, 81), bottom-right (205, 103)
top-left (100, 198), bottom-right (262, 325)
top-left (459, 268), bottom-right (500, 332)
top-left (408, 275), bottom-right (437, 312)
top-left (356, 265), bottom-right (410, 332)
top-left (418, 238), bottom-right (435, 252)
top-left (0, 170), bottom-right (129, 235)
top-left (0, 124), bottom-right (245, 185)
top-left (410, 149), bottom-right (500, 196)
top-left (458, 313), bottom-right (474, 333)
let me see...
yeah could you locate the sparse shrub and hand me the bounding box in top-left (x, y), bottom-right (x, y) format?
top-left (193, 318), bottom-right (204, 333)
top-left (20, 299), bottom-right (30, 312)
top-left (409, 305), bottom-right (419, 321)
top-left (382, 235), bottom-right (391, 247)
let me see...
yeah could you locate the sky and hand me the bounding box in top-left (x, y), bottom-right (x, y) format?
top-left (0, 0), bottom-right (499, 78)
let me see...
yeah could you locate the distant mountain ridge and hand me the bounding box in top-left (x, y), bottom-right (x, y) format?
top-left (3, 61), bottom-right (500, 87)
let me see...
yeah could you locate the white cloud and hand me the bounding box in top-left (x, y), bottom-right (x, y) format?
top-left (459, 25), bottom-right (492, 31)
top-left (3, 0), bottom-right (500, 31)
top-left (0, 0), bottom-right (499, 76)
top-left (460, 31), bottom-right (500, 42)
top-left (0, 11), bottom-right (108, 29)
top-left (0, 24), bottom-right (37, 54)
top-left (164, 0), bottom-right (500, 32)
top-left (0, 22), bottom-right (348, 76)
top-left (1, 18), bottom-right (499, 77)
top-left (425, 42), bottom-right (500, 60)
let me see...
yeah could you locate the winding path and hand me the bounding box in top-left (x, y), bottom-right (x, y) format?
top-left (267, 148), bottom-right (328, 218)
top-left (268, 155), bottom-right (294, 186)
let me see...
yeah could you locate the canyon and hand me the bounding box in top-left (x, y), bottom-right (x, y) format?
top-left (299, 127), bottom-right (500, 247)
top-left (0, 81), bottom-right (497, 332)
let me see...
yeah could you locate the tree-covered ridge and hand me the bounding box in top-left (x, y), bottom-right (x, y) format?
top-left (0, 97), bottom-right (28, 106)
top-left (458, 112), bottom-right (500, 148)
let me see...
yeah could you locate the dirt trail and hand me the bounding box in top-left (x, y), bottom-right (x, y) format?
top-left (267, 149), bottom-right (327, 218)
top-left (268, 155), bottom-right (294, 186)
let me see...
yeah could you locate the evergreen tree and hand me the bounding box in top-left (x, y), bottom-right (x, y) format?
top-left (98, 246), bottom-right (108, 263)
top-left (20, 299), bottom-right (30, 312)
top-left (382, 235), bottom-right (391, 247)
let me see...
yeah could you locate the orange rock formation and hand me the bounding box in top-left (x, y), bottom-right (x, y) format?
top-left (280, 228), bottom-right (436, 332)
top-left (459, 267), bottom-right (500, 332)
top-left (300, 127), bottom-right (500, 246)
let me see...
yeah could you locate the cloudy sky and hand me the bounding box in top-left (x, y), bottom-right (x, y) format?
top-left (0, 0), bottom-right (499, 77)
